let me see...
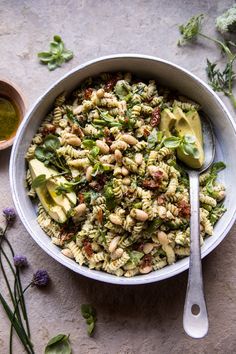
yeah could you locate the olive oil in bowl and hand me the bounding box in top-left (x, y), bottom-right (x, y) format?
top-left (0, 96), bottom-right (20, 142)
top-left (0, 79), bottom-right (26, 150)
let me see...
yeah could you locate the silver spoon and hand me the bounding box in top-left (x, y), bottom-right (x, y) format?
top-left (183, 113), bottom-right (215, 338)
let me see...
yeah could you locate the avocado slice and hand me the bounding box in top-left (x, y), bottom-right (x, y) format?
top-left (29, 159), bottom-right (76, 223)
top-left (160, 109), bottom-right (177, 137)
top-left (173, 107), bottom-right (205, 169)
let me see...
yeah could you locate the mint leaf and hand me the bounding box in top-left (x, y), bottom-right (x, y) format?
top-left (44, 135), bottom-right (60, 151)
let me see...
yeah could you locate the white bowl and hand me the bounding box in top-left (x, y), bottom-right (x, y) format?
top-left (9, 54), bottom-right (236, 285)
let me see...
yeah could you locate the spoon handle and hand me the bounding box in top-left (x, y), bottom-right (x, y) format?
top-left (183, 170), bottom-right (208, 338)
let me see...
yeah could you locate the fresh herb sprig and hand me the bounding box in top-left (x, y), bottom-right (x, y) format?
top-left (0, 208), bottom-right (50, 354)
top-left (38, 35), bottom-right (73, 71)
top-left (178, 12), bottom-right (236, 108)
top-left (81, 304), bottom-right (97, 336)
top-left (34, 134), bottom-right (69, 173)
top-left (163, 134), bottom-right (200, 159)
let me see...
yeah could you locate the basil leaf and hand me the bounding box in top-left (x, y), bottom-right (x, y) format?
top-left (44, 334), bottom-right (71, 354)
top-left (184, 134), bottom-right (196, 144)
top-left (82, 139), bottom-right (96, 149)
top-left (181, 142), bottom-right (193, 156)
top-left (146, 218), bottom-right (162, 233)
top-left (129, 251), bottom-right (144, 266)
top-left (163, 136), bottom-right (180, 148)
top-left (35, 146), bottom-right (47, 161)
top-left (147, 128), bottom-right (158, 148)
top-left (44, 135), bottom-right (60, 151)
top-left (90, 146), bottom-right (100, 157)
top-left (211, 161), bottom-right (226, 174)
top-left (50, 42), bottom-right (60, 54)
top-left (46, 334), bottom-right (67, 347)
top-left (32, 174), bottom-right (47, 189)
top-left (104, 185), bottom-right (116, 210)
top-left (81, 304), bottom-right (96, 318)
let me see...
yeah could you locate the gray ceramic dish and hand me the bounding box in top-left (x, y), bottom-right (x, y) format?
top-left (9, 54), bottom-right (236, 285)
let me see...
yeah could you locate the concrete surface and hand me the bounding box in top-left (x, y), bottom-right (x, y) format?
top-left (0, 1), bottom-right (236, 353)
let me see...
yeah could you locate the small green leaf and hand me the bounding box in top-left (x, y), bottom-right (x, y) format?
top-left (35, 146), bottom-right (47, 161)
top-left (44, 333), bottom-right (71, 354)
top-left (38, 52), bottom-right (53, 63)
top-left (50, 42), bottom-right (61, 54)
top-left (182, 142), bottom-right (195, 156)
top-left (87, 322), bottom-right (95, 336)
top-left (211, 161), bottom-right (226, 174)
top-left (46, 334), bottom-right (67, 347)
top-left (163, 136), bottom-right (181, 148)
top-left (82, 139), bottom-right (96, 149)
top-left (62, 50), bottom-right (73, 61)
top-left (128, 251), bottom-right (144, 266)
top-left (53, 35), bottom-right (62, 43)
top-left (32, 174), bottom-right (47, 189)
top-left (90, 146), bottom-right (100, 158)
top-left (147, 128), bottom-right (158, 148)
top-left (184, 134), bottom-right (196, 144)
top-left (48, 60), bottom-right (58, 71)
top-left (44, 135), bottom-right (60, 151)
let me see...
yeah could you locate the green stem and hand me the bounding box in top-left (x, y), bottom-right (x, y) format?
top-left (0, 292), bottom-right (33, 354)
top-left (9, 283), bottom-right (34, 354)
top-left (199, 32), bottom-right (233, 59)
top-left (3, 236), bottom-right (31, 338)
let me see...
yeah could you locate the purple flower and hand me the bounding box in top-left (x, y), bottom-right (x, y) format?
top-left (32, 270), bottom-right (49, 287)
top-left (13, 255), bottom-right (28, 268)
top-left (3, 208), bottom-right (16, 222)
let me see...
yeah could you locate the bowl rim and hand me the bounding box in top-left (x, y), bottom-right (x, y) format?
top-left (0, 78), bottom-right (27, 150)
top-left (9, 54), bottom-right (236, 285)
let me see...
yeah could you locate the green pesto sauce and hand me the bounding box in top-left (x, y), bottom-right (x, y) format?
top-left (0, 96), bottom-right (20, 141)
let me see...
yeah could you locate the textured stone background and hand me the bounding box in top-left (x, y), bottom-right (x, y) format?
top-left (0, 1), bottom-right (236, 353)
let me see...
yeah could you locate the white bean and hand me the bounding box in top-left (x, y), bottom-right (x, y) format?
top-left (86, 166), bottom-right (93, 181)
top-left (134, 153), bottom-right (143, 165)
top-left (121, 166), bottom-right (129, 176)
top-left (121, 134), bottom-right (138, 145)
top-left (111, 248), bottom-right (124, 260)
top-left (122, 177), bottom-right (131, 185)
top-left (61, 248), bottom-right (74, 259)
top-left (140, 265), bottom-right (153, 274)
top-left (109, 214), bottom-right (123, 225)
top-left (158, 231), bottom-right (169, 246)
top-left (110, 140), bottom-right (128, 151)
top-left (96, 140), bottom-right (110, 154)
top-left (114, 149), bottom-right (123, 162)
top-left (66, 136), bottom-right (81, 146)
top-left (96, 88), bottom-right (105, 98)
top-left (73, 203), bottom-right (87, 217)
top-left (143, 243), bottom-right (154, 254)
top-left (109, 236), bottom-right (121, 253)
top-left (130, 209), bottom-right (149, 222)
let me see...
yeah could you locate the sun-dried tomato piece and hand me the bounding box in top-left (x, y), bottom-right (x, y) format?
top-left (140, 254), bottom-right (152, 268)
top-left (41, 124), bottom-right (56, 136)
top-left (104, 76), bottom-right (119, 91)
top-left (142, 179), bottom-right (160, 189)
top-left (178, 200), bottom-right (191, 218)
top-left (143, 128), bottom-right (150, 137)
top-left (96, 209), bottom-right (103, 225)
top-left (78, 193), bottom-right (85, 204)
top-left (153, 170), bottom-right (163, 181)
top-left (83, 240), bottom-right (93, 257)
top-left (72, 124), bottom-right (84, 137)
top-left (150, 107), bottom-right (161, 127)
top-left (157, 195), bottom-right (165, 205)
top-left (84, 88), bottom-right (93, 100)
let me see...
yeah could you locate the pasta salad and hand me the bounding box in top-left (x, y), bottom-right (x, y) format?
top-left (25, 72), bottom-right (226, 277)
